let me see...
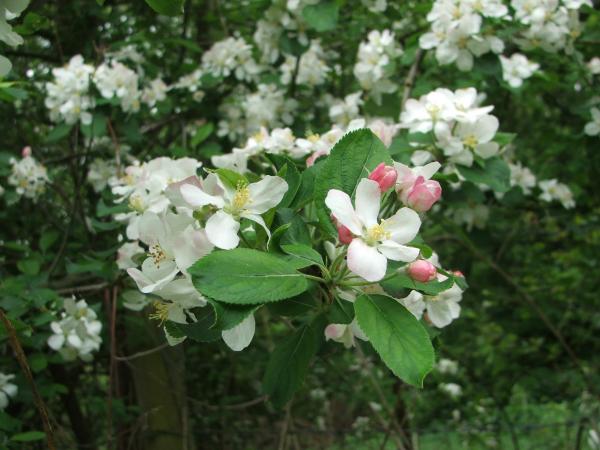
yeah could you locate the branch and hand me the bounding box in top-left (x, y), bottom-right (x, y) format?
top-left (401, 49), bottom-right (425, 109)
top-left (0, 309), bottom-right (56, 450)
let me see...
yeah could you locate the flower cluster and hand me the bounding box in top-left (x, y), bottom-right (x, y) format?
top-left (354, 29), bottom-right (402, 102)
top-left (47, 297), bottom-right (102, 361)
top-left (419, 0), bottom-right (507, 71)
top-left (584, 107), bottom-right (600, 137)
top-left (8, 147), bottom-right (49, 201)
top-left (280, 39), bottom-right (330, 86)
top-left (538, 179), bottom-right (575, 208)
top-left (87, 158), bottom-right (117, 193)
top-left (0, 373), bottom-right (18, 410)
top-left (93, 60), bottom-right (141, 113)
top-left (401, 87), bottom-right (500, 167)
top-left (44, 55), bottom-right (95, 124)
top-left (512, 0), bottom-right (589, 52)
top-left (500, 53), bottom-right (540, 88)
top-left (201, 36), bottom-right (261, 82)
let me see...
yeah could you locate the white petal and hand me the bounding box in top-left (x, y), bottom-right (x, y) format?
top-left (247, 176), bottom-right (288, 214)
top-left (180, 184), bottom-right (224, 209)
top-left (377, 240), bottom-right (420, 262)
top-left (347, 239), bottom-right (387, 282)
top-left (418, 162), bottom-right (442, 180)
top-left (355, 178), bottom-right (381, 227)
top-left (398, 290), bottom-right (426, 319)
top-left (170, 226), bottom-right (213, 270)
top-left (48, 334), bottom-right (65, 350)
top-left (384, 207), bottom-right (421, 244)
top-left (474, 142), bottom-right (499, 159)
top-left (222, 314), bottom-right (255, 352)
top-left (427, 300), bottom-right (455, 328)
top-left (206, 211), bottom-right (240, 250)
top-left (475, 115), bottom-right (499, 142)
top-left (127, 258), bottom-right (179, 294)
top-left (325, 190), bottom-right (363, 235)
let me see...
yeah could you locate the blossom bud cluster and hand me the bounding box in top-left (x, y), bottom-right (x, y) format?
top-left (47, 297), bottom-right (102, 362)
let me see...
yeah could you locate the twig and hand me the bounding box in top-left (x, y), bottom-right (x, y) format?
top-left (278, 403), bottom-right (292, 450)
top-left (114, 343), bottom-right (170, 362)
top-left (55, 282), bottom-right (109, 295)
top-left (106, 119), bottom-right (122, 177)
top-left (401, 49), bottom-right (425, 109)
top-left (0, 309), bottom-right (56, 450)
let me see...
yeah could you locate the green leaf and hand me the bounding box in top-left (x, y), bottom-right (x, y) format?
top-left (275, 209), bottom-right (311, 246)
top-left (262, 316), bottom-right (325, 407)
top-left (381, 272), bottom-right (454, 296)
top-left (11, 431), bottom-right (46, 442)
top-left (17, 257), bottom-right (41, 275)
top-left (208, 299), bottom-right (260, 332)
top-left (189, 248), bottom-right (308, 305)
top-left (457, 157), bottom-right (511, 193)
top-left (269, 155), bottom-right (301, 209)
top-left (354, 294), bottom-right (434, 387)
top-left (144, 0), bottom-right (184, 15)
top-left (45, 123), bottom-right (72, 143)
top-left (191, 123), bottom-right (214, 148)
top-left (170, 307), bottom-right (221, 342)
top-left (81, 114), bottom-right (107, 138)
top-left (314, 129), bottom-right (392, 235)
top-left (281, 244), bottom-right (324, 268)
top-left (326, 297), bottom-right (354, 324)
top-left (494, 132), bottom-right (517, 146)
top-left (267, 291), bottom-right (318, 317)
top-left (290, 160), bottom-right (322, 210)
top-left (215, 168), bottom-right (247, 189)
top-left (302, 1), bottom-right (339, 32)
top-left (39, 230), bottom-right (59, 252)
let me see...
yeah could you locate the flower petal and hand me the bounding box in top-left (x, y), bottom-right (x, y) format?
top-left (347, 238), bottom-right (387, 282)
top-left (355, 178), bottom-right (381, 227)
top-left (222, 314), bottom-right (255, 351)
top-left (247, 176), bottom-right (288, 214)
top-left (384, 207), bottom-right (421, 244)
top-left (377, 240), bottom-right (420, 262)
top-left (180, 183), bottom-right (225, 209)
top-left (206, 210), bottom-right (240, 250)
top-left (325, 189), bottom-right (363, 235)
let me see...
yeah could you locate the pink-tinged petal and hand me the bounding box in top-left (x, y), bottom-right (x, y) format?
top-left (369, 163), bottom-right (397, 192)
top-left (180, 183), bottom-right (225, 209)
top-left (355, 178), bottom-right (381, 227)
top-left (325, 190), bottom-right (363, 235)
top-left (407, 260), bottom-right (437, 282)
top-left (247, 176), bottom-right (288, 214)
top-left (347, 239), bottom-right (387, 282)
top-left (384, 207), bottom-right (421, 244)
top-left (377, 240), bottom-right (420, 262)
top-left (206, 211), bottom-right (240, 250)
top-left (325, 324), bottom-right (346, 340)
top-left (406, 177), bottom-right (442, 212)
top-left (337, 224), bottom-right (354, 245)
top-left (306, 149), bottom-right (328, 167)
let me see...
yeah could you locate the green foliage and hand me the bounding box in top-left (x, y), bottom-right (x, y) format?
top-left (144, 0), bottom-right (184, 16)
top-left (355, 294), bottom-right (434, 387)
top-left (189, 248), bottom-right (309, 304)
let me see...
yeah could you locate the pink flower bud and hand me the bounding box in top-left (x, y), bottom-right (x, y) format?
top-left (306, 149), bottom-right (328, 167)
top-left (337, 224), bottom-right (353, 245)
top-left (407, 260), bottom-right (437, 282)
top-left (21, 146), bottom-right (32, 158)
top-left (406, 176), bottom-right (442, 212)
top-left (453, 270), bottom-right (464, 278)
top-left (369, 163), bottom-right (398, 192)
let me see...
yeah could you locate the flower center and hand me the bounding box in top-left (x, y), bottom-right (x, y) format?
top-left (462, 134), bottom-right (479, 148)
top-left (149, 244), bottom-right (166, 267)
top-left (149, 300), bottom-right (170, 325)
top-left (129, 194), bottom-right (145, 212)
top-left (307, 133), bottom-right (320, 143)
top-left (231, 181), bottom-right (251, 212)
top-left (366, 224), bottom-right (390, 245)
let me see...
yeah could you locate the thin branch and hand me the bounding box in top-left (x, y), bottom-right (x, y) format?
top-left (0, 309), bottom-right (56, 450)
top-left (114, 343), bottom-right (170, 362)
top-left (401, 49), bottom-right (425, 109)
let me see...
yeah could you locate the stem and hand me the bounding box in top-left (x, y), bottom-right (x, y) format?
top-left (0, 309), bottom-right (56, 450)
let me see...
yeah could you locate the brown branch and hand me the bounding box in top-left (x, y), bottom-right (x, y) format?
top-left (0, 309), bottom-right (56, 450)
top-left (401, 49), bottom-right (425, 109)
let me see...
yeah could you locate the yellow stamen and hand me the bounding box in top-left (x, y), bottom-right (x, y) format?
top-left (307, 133), bottom-right (320, 143)
top-left (149, 300), bottom-right (170, 325)
top-left (128, 194), bottom-right (144, 212)
top-left (462, 135), bottom-right (479, 148)
top-left (231, 181), bottom-right (251, 212)
top-left (149, 244), bottom-right (166, 267)
top-left (366, 224), bottom-right (390, 245)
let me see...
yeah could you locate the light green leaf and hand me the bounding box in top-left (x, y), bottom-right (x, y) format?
top-left (302, 1), bottom-right (339, 32)
top-left (189, 248), bottom-right (308, 304)
top-left (281, 244), bottom-right (324, 268)
top-left (11, 431), bottom-right (46, 442)
top-left (457, 157), bottom-right (511, 193)
top-left (354, 294), bottom-right (434, 387)
top-left (262, 316), bottom-right (325, 407)
top-left (191, 123), bottom-right (214, 148)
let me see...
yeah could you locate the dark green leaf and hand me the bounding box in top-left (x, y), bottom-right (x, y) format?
top-left (381, 272), bottom-right (455, 296)
top-left (302, 1), bottom-right (339, 32)
top-left (144, 0), bottom-right (184, 15)
top-left (457, 157), bottom-right (511, 193)
top-left (355, 294), bottom-right (434, 387)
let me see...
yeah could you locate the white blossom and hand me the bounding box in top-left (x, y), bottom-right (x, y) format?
top-left (538, 178), bottom-right (575, 208)
top-left (500, 53), bottom-right (540, 88)
top-left (8, 153), bottom-right (49, 201)
top-left (0, 373), bottom-right (17, 410)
